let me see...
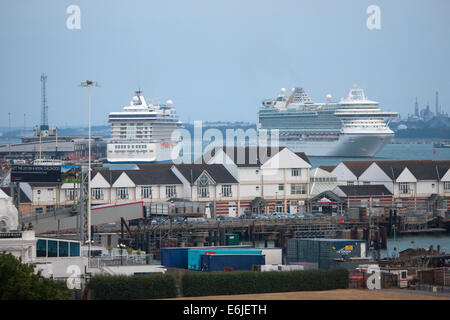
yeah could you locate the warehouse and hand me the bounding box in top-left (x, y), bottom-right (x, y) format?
top-left (286, 238), bottom-right (376, 270)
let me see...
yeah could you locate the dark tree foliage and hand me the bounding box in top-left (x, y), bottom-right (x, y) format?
top-left (182, 268), bottom-right (350, 297)
top-left (0, 252), bottom-right (72, 300)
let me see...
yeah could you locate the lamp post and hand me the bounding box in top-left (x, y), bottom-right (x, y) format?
top-left (79, 80), bottom-right (100, 258)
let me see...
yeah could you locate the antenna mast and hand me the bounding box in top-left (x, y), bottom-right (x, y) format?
top-left (40, 73), bottom-right (48, 129)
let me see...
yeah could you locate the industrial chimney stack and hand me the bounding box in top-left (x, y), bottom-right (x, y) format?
top-left (435, 91), bottom-right (439, 116)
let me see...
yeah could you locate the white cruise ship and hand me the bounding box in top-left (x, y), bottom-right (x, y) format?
top-left (106, 90), bottom-right (182, 163)
top-left (258, 87), bottom-right (398, 157)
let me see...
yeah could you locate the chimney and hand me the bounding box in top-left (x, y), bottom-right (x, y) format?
top-left (435, 91), bottom-right (439, 115)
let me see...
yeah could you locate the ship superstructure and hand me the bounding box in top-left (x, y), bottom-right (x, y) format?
top-left (107, 90), bottom-right (182, 163)
top-left (258, 87), bottom-right (398, 157)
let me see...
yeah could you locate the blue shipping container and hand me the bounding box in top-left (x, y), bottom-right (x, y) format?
top-left (188, 249), bottom-right (262, 270)
top-left (200, 254), bottom-right (266, 272)
top-left (161, 245), bottom-right (254, 269)
top-left (161, 248), bottom-right (189, 268)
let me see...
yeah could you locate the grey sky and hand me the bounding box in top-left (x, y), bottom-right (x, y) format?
top-left (1, 0), bottom-right (449, 127)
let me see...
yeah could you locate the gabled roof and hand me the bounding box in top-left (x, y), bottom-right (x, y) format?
top-left (0, 187), bottom-right (31, 203)
top-left (311, 167), bottom-right (337, 178)
top-left (435, 161), bottom-right (450, 180)
top-left (294, 152), bottom-right (311, 165)
top-left (336, 184), bottom-right (392, 197)
top-left (93, 164), bottom-right (182, 186)
top-left (319, 166), bottom-right (336, 173)
top-left (210, 146), bottom-right (286, 167)
top-left (131, 164), bottom-right (181, 185)
top-left (92, 167), bottom-right (124, 185)
top-left (342, 161), bottom-right (373, 178)
top-left (375, 160), bottom-right (446, 180)
top-left (308, 191), bottom-right (344, 204)
top-left (173, 164), bottom-right (237, 184)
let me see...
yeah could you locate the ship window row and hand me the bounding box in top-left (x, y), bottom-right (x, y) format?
top-left (310, 177), bottom-right (337, 182)
top-left (114, 145), bottom-right (148, 150)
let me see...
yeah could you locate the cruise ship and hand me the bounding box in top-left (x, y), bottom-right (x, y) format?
top-left (106, 90), bottom-right (182, 163)
top-left (258, 87), bottom-right (398, 157)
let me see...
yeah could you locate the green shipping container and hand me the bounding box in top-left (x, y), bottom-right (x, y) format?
top-left (225, 234), bottom-right (239, 245)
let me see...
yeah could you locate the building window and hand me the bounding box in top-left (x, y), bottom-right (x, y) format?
top-left (46, 205), bottom-right (55, 212)
top-left (59, 241), bottom-right (69, 257)
top-left (399, 182), bottom-right (413, 194)
top-left (65, 189), bottom-right (77, 201)
top-left (92, 188), bottom-right (104, 200)
top-left (166, 186), bottom-right (176, 198)
top-left (116, 187), bottom-right (129, 200)
top-left (221, 185), bottom-right (232, 197)
top-left (36, 239), bottom-right (47, 257)
top-left (444, 182), bottom-right (450, 191)
top-left (278, 184), bottom-right (284, 191)
top-left (141, 186), bottom-right (152, 199)
top-left (198, 186), bottom-right (209, 198)
top-left (35, 207), bottom-right (43, 214)
top-left (47, 240), bottom-right (58, 257)
top-left (290, 183), bottom-right (307, 195)
top-left (275, 201), bottom-right (283, 212)
top-left (291, 168), bottom-right (301, 177)
top-left (347, 181), bottom-right (354, 186)
top-left (198, 175), bottom-right (210, 198)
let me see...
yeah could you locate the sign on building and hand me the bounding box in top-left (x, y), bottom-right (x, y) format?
top-left (11, 165), bottom-right (62, 183)
top-left (61, 166), bottom-right (82, 183)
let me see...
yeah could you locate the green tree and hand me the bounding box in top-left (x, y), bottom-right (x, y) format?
top-left (0, 252), bottom-right (72, 300)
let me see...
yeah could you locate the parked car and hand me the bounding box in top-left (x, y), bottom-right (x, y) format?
top-left (272, 212), bottom-right (290, 219)
top-left (216, 216), bottom-right (233, 221)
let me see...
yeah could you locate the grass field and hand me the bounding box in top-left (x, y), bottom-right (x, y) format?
top-left (166, 289), bottom-right (450, 300)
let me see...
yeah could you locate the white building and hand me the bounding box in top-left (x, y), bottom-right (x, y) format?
top-left (332, 160), bottom-right (450, 213)
top-left (206, 147), bottom-right (312, 214)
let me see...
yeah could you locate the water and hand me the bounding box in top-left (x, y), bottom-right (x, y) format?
top-left (190, 140), bottom-right (450, 168)
top-left (378, 234), bottom-right (450, 259)
top-left (308, 143), bottom-right (450, 168)
top-left (0, 138), bottom-right (21, 146)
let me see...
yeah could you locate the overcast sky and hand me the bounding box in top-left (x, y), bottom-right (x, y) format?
top-left (1, 0), bottom-right (449, 127)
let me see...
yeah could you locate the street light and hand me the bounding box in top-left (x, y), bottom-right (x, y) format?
top-left (79, 80), bottom-right (100, 257)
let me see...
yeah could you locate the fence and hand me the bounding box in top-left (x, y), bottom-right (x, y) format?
top-left (88, 255), bottom-right (149, 268)
top-left (418, 267), bottom-right (450, 287)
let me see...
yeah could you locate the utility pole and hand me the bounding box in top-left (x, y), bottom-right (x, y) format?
top-left (79, 80), bottom-right (100, 259)
top-left (8, 112), bottom-right (11, 157)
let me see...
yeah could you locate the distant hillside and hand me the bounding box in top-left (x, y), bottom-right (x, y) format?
top-left (392, 115), bottom-right (450, 139)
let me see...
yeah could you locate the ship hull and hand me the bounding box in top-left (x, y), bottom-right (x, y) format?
top-left (280, 133), bottom-right (393, 157)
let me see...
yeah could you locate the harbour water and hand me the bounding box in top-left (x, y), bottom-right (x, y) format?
top-left (378, 234), bottom-right (450, 259)
top-left (308, 142), bottom-right (450, 168)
